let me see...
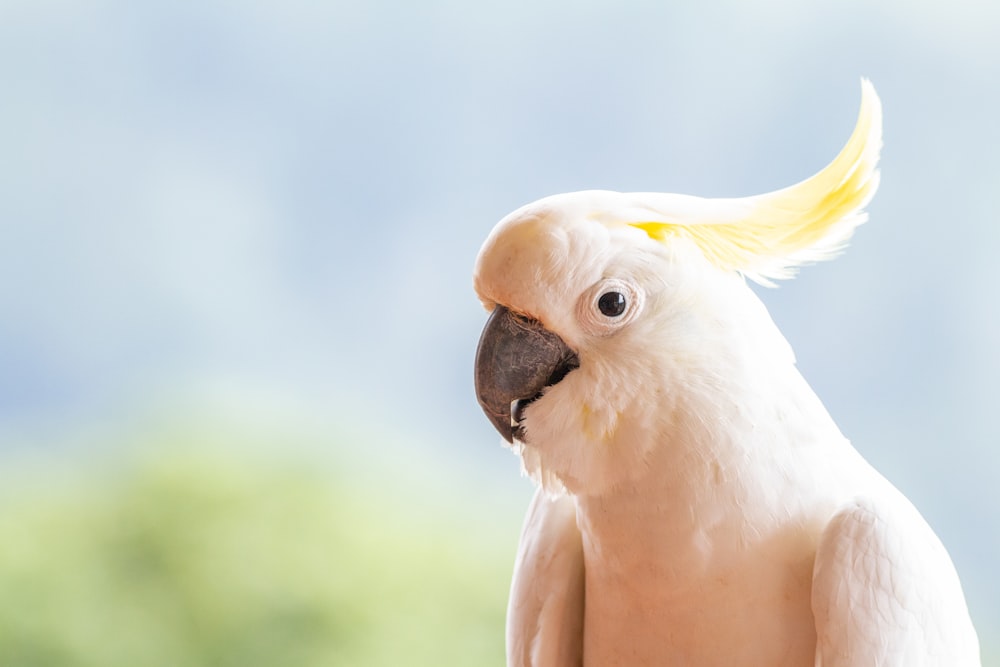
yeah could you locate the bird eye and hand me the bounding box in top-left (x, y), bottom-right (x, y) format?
top-left (597, 291), bottom-right (626, 317)
top-left (577, 278), bottom-right (644, 337)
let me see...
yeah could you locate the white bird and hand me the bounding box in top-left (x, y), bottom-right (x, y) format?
top-left (472, 80), bottom-right (980, 666)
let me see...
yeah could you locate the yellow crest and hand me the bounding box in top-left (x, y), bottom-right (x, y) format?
top-left (629, 80), bottom-right (882, 286)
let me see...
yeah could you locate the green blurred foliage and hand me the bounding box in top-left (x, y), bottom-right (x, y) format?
top-left (0, 434), bottom-right (515, 667)
top-left (0, 429), bottom-right (994, 666)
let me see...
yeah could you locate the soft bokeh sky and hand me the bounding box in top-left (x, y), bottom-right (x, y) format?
top-left (1, 0), bottom-right (998, 639)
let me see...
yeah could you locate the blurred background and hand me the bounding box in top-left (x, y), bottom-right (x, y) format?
top-left (1, 0), bottom-right (997, 664)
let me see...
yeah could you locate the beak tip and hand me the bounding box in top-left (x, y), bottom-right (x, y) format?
top-left (483, 406), bottom-right (514, 444)
top-left (474, 305), bottom-right (575, 447)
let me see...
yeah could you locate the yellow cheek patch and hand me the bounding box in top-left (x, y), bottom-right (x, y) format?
top-left (581, 403), bottom-right (621, 444)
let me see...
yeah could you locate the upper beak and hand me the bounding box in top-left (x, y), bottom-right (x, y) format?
top-left (474, 305), bottom-right (579, 443)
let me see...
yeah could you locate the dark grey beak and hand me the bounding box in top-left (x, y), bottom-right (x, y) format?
top-left (474, 305), bottom-right (579, 443)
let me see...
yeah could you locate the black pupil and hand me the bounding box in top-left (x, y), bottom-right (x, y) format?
top-left (597, 291), bottom-right (626, 317)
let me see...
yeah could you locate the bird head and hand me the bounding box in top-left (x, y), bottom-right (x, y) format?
top-left (473, 81), bottom-right (882, 495)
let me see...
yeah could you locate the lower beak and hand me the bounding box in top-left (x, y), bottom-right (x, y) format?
top-left (474, 306), bottom-right (579, 443)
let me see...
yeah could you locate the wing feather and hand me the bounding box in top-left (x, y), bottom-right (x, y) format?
top-left (506, 489), bottom-right (585, 667)
top-left (812, 496), bottom-right (980, 666)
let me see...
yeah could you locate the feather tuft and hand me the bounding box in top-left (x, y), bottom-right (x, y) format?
top-left (628, 79), bottom-right (882, 286)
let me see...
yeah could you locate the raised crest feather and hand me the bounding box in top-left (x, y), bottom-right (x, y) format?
top-left (627, 79), bottom-right (882, 286)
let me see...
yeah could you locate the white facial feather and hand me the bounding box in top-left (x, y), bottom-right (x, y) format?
top-left (473, 82), bottom-right (881, 494)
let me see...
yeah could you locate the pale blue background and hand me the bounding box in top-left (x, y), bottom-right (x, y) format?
top-left (1, 0), bottom-right (998, 644)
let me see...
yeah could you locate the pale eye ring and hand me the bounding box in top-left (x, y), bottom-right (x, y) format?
top-left (577, 278), bottom-right (644, 336)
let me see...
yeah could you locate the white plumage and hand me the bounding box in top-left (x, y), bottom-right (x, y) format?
top-left (472, 81), bottom-right (980, 666)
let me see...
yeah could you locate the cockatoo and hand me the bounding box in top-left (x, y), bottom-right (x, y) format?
top-left (472, 81), bottom-right (980, 667)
